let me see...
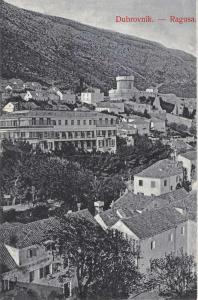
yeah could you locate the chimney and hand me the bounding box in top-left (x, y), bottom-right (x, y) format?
top-left (94, 201), bottom-right (104, 216)
top-left (77, 202), bottom-right (81, 211)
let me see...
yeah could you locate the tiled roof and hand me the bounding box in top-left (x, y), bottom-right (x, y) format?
top-left (113, 188), bottom-right (188, 213)
top-left (67, 209), bottom-right (98, 225)
top-left (98, 209), bottom-right (120, 227)
top-left (179, 151), bottom-right (197, 161)
top-left (121, 207), bottom-right (187, 239)
top-left (0, 217), bottom-right (60, 249)
top-left (113, 191), bottom-right (154, 212)
top-left (135, 159), bottom-right (183, 178)
top-left (149, 188), bottom-right (189, 209)
top-left (173, 191), bottom-right (197, 221)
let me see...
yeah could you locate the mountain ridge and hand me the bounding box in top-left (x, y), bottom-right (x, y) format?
top-left (1, 0), bottom-right (196, 97)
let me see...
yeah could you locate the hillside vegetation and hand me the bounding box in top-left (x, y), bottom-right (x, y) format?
top-left (1, 0), bottom-right (196, 97)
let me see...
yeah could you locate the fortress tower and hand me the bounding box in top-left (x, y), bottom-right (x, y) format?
top-left (109, 75), bottom-right (137, 101)
top-left (116, 75), bottom-right (134, 90)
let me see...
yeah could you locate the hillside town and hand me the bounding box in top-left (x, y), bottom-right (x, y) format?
top-left (0, 72), bottom-right (197, 300)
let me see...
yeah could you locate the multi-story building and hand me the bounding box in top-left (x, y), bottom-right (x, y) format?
top-left (134, 159), bottom-right (183, 196)
top-left (111, 207), bottom-right (196, 272)
top-left (0, 110), bottom-right (117, 153)
top-left (94, 192), bottom-right (197, 272)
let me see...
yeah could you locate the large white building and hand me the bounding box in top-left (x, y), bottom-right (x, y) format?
top-left (134, 159), bottom-right (183, 196)
top-left (0, 110), bottom-right (117, 153)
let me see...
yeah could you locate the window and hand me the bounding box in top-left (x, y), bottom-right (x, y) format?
top-left (47, 118), bottom-right (51, 125)
top-left (171, 186), bottom-right (173, 190)
top-left (44, 265), bottom-right (50, 277)
top-left (111, 118), bottom-right (114, 125)
top-left (64, 282), bottom-right (71, 298)
top-left (83, 120), bottom-right (86, 125)
top-left (39, 268), bottom-right (44, 279)
top-left (53, 120), bottom-right (56, 125)
top-left (168, 233), bottom-right (173, 242)
top-left (181, 226), bottom-right (185, 235)
top-left (105, 118), bottom-right (108, 125)
top-left (164, 180), bottom-right (167, 186)
top-left (77, 120), bottom-right (80, 126)
top-left (139, 180), bottom-right (143, 186)
top-left (65, 120), bottom-right (68, 125)
top-left (151, 181), bottom-right (156, 188)
top-left (39, 118), bottom-right (44, 125)
top-left (32, 118), bottom-right (36, 125)
top-left (151, 241), bottom-right (155, 250)
top-left (29, 271), bottom-right (34, 282)
top-left (27, 248), bottom-right (37, 258)
top-left (71, 120), bottom-right (74, 125)
top-left (58, 120), bottom-right (61, 125)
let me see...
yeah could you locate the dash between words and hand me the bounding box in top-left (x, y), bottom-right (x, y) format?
top-left (115, 16), bottom-right (196, 24)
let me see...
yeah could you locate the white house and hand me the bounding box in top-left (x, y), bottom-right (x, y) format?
top-left (111, 207), bottom-right (196, 272)
top-left (81, 88), bottom-right (104, 105)
top-left (177, 151), bottom-right (197, 181)
top-left (134, 159), bottom-right (183, 196)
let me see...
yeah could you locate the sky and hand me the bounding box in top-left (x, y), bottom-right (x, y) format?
top-left (6, 0), bottom-right (196, 55)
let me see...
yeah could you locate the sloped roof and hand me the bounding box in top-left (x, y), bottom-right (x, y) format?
top-left (113, 191), bottom-right (154, 212)
top-left (98, 209), bottom-right (120, 227)
top-left (179, 151), bottom-right (197, 161)
top-left (173, 191), bottom-right (197, 221)
top-left (121, 207), bottom-right (187, 239)
top-left (0, 217), bottom-right (60, 249)
top-left (67, 209), bottom-right (98, 225)
top-left (135, 159), bottom-right (183, 178)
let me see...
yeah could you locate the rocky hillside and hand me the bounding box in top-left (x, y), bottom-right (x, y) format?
top-left (1, 0), bottom-right (196, 97)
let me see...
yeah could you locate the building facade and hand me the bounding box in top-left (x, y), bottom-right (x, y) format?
top-left (0, 110), bottom-right (117, 153)
top-left (134, 159), bottom-right (183, 196)
top-left (110, 208), bottom-right (196, 272)
top-left (81, 88), bottom-right (104, 105)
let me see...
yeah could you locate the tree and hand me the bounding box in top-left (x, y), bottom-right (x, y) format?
top-left (46, 215), bottom-right (141, 299)
top-left (149, 252), bottom-right (196, 297)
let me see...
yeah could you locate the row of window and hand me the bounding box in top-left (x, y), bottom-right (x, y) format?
top-left (0, 117), bottom-right (116, 128)
top-left (138, 176), bottom-right (181, 188)
top-left (0, 130), bottom-right (117, 140)
top-left (29, 265), bottom-right (50, 282)
top-left (98, 139), bottom-right (116, 148)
